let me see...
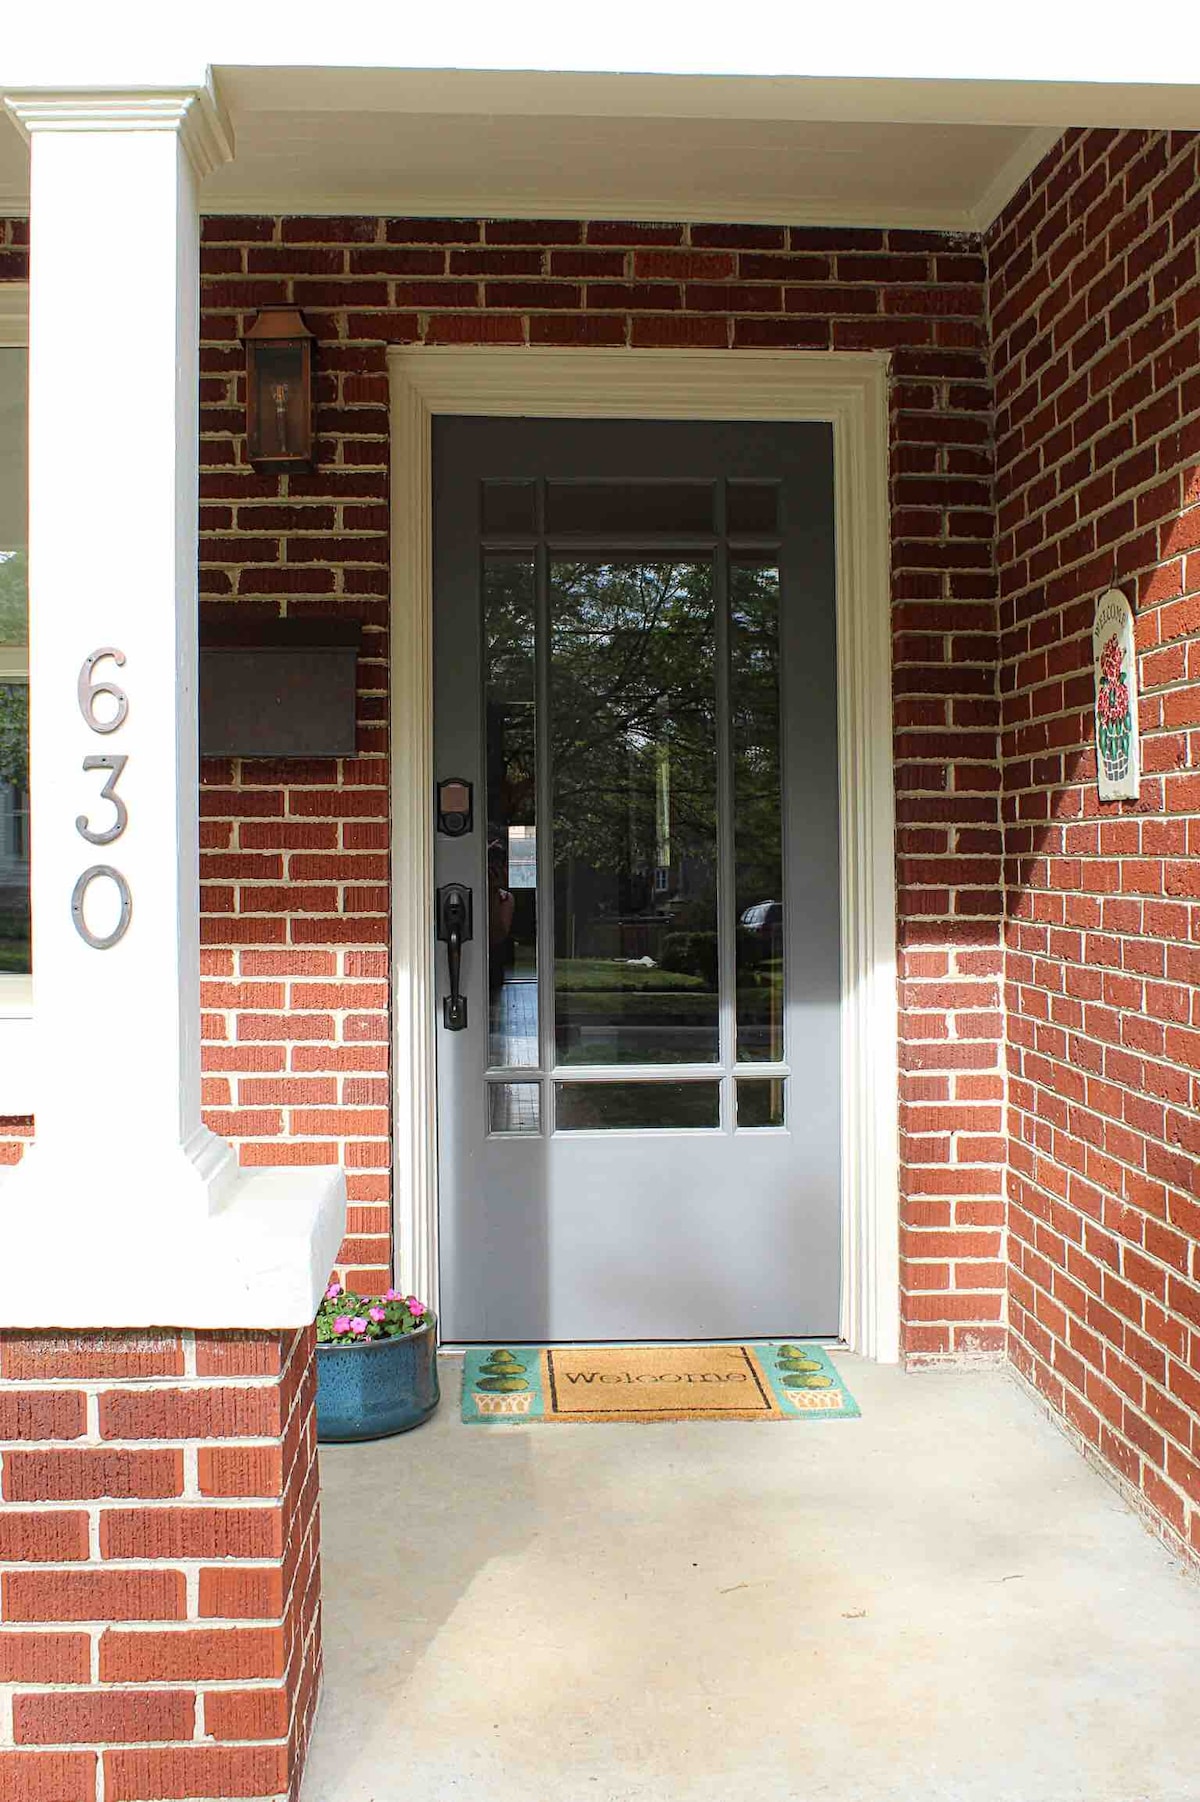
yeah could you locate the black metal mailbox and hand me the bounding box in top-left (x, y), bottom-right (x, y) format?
top-left (199, 619), bottom-right (362, 758)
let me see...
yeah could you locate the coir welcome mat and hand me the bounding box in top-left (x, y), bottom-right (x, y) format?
top-left (461, 1342), bottom-right (859, 1424)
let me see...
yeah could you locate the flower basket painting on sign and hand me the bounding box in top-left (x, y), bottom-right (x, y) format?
top-left (1092, 588), bottom-right (1139, 802)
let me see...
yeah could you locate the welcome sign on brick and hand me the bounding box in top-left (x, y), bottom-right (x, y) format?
top-left (1093, 587), bottom-right (1140, 801)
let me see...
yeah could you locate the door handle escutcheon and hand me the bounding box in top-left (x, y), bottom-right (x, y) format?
top-left (436, 883), bottom-right (473, 1031)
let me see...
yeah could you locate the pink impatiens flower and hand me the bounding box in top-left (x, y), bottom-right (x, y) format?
top-left (333, 1316), bottom-right (351, 1335)
top-left (383, 1289), bottom-right (401, 1303)
top-left (350, 1317), bottom-right (368, 1336)
top-left (407, 1297), bottom-right (426, 1318)
top-left (325, 1283), bottom-right (342, 1301)
top-left (369, 1306), bottom-right (386, 1323)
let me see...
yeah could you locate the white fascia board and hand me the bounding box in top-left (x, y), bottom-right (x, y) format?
top-left (1, 0), bottom-right (1199, 90)
top-left (217, 70), bottom-right (1200, 133)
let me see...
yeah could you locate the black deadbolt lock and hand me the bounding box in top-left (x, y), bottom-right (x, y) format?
top-left (437, 777), bottom-right (473, 838)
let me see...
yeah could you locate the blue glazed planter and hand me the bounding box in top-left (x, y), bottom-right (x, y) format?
top-left (316, 1319), bottom-right (440, 1442)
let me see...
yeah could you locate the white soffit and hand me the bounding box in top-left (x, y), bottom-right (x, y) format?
top-left (195, 111), bottom-right (1060, 233)
top-left (0, 70), bottom-right (1071, 231)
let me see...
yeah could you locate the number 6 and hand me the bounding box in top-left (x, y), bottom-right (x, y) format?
top-left (78, 648), bottom-right (128, 734)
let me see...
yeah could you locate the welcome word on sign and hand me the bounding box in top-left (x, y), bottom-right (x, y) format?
top-left (561, 1369), bottom-right (753, 1384)
top-left (71, 647), bottom-right (132, 950)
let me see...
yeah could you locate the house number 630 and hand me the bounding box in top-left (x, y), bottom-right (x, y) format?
top-left (71, 648), bottom-right (132, 950)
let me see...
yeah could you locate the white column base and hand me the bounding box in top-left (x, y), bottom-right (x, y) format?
top-left (0, 1162), bottom-right (346, 1328)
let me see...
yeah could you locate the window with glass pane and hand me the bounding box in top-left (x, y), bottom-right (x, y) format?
top-left (488, 1081), bottom-right (541, 1135)
top-left (551, 559), bottom-right (719, 1067)
top-left (736, 1077), bottom-right (786, 1128)
top-left (555, 1080), bottom-right (719, 1132)
top-left (0, 349), bottom-right (29, 978)
top-left (731, 562), bottom-right (783, 1062)
top-left (484, 555), bottom-right (538, 1067)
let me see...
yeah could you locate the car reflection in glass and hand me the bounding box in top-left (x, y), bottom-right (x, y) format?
top-left (740, 900), bottom-right (782, 935)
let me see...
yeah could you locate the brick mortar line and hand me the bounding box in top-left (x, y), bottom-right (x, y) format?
top-left (1009, 1117), bottom-right (1193, 1183)
top-left (0, 1506), bottom-right (286, 1518)
top-left (1008, 1204), bottom-right (1196, 1306)
top-left (995, 271), bottom-right (1196, 399)
top-left (0, 1672), bottom-right (290, 1686)
top-left (1008, 1209), bottom-right (1198, 1302)
top-left (1001, 561), bottom-right (1200, 629)
top-left (990, 136), bottom-right (1198, 316)
top-left (3, 1734), bottom-right (292, 1749)
top-left (995, 247), bottom-right (1198, 420)
top-left (997, 460), bottom-right (1200, 578)
top-left (0, 1511), bottom-right (291, 1525)
top-left (1008, 1310), bottom-right (1197, 1431)
top-left (0, 1378), bottom-right (298, 1393)
top-left (1005, 1031), bottom-right (1200, 1106)
top-left (992, 144), bottom-right (1197, 306)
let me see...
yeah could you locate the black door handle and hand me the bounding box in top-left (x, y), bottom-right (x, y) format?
top-left (437, 883), bottom-right (473, 1031)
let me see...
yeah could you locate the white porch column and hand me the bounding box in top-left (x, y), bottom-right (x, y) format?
top-left (0, 89), bottom-right (345, 1327)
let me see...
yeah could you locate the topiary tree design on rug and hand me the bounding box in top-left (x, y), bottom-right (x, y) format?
top-left (474, 1348), bottom-right (535, 1416)
top-left (775, 1344), bottom-right (835, 1406)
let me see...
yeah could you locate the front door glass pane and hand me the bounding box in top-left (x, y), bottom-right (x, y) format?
top-left (488, 1082), bottom-right (541, 1134)
top-left (736, 1077), bottom-right (785, 1128)
top-left (550, 559), bottom-right (719, 1066)
top-left (555, 1080), bottom-right (720, 1131)
top-left (731, 561), bottom-right (784, 1062)
top-left (484, 555), bottom-right (538, 1067)
top-left (546, 481), bottom-right (714, 536)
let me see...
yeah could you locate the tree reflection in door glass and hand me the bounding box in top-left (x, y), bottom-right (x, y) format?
top-left (551, 560), bottom-right (719, 1066)
top-left (484, 556), bottom-right (538, 1068)
top-left (731, 562), bottom-right (784, 1063)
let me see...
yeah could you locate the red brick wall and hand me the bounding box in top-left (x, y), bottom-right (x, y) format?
top-left (191, 213), bottom-right (1005, 1342)
top-left (1, 212), bottom-right (1005, 1341)
top-left (990, 127), bottom-right (1200, 1559)
top-left (0, 1328), bottom-right (320, 1802)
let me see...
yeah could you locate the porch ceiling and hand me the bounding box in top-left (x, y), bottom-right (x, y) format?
top-left (0, 68), bottom-right (1075, 230)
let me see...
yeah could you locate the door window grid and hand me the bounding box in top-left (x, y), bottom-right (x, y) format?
top-left (480, 477), bottom-right (789, 1135)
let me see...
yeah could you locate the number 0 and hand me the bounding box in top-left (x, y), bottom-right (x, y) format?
top-left (71, 865), bottom-right (132, 950)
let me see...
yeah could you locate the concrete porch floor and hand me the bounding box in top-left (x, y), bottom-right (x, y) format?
top-left (302, 1353), bottom-right (1200, 1802)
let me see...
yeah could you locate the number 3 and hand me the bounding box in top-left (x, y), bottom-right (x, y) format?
top-left (75, 754), bottom-right (128, 847)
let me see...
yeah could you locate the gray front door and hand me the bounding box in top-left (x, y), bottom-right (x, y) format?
top-left (433, 417), bottom-right (839, 1343)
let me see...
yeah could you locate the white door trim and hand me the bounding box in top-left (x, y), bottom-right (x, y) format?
top-left (387, 345), bottom-right (900, 1362)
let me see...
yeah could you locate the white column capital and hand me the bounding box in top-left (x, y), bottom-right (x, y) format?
top-left (3, 86), bottom-right (233, 179)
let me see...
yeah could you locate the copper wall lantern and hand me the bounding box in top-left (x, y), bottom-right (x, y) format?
top-left (244, 308), bottom-right (314, 471)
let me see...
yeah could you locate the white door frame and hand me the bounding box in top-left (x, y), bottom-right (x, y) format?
top-left (387, 346), bottom-right (900, 1362)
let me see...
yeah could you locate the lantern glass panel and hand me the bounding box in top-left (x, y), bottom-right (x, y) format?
top-left (251, 343), bottom-right (308, 462)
